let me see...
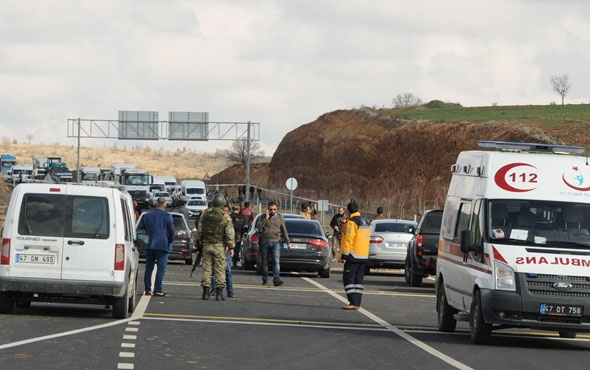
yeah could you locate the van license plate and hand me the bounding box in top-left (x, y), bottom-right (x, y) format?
top-left (15, 254), bottom-right (55, 264)
top-left (539, 304), bottom-right (583, 317)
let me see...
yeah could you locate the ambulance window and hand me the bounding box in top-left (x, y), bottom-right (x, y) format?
top-left (441, 196), bottom-right (460, 240)
top-left (471, 200), bottom-right (483, 247)
top-left (18, 194), bottom-right (65, 237)
top-left (453, 201), bottom-right (472, 243)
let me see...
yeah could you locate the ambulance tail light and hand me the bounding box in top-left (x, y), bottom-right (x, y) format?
top-left (416, 234), bottom-right (423, 257)
top-left (114, 244), bottom-right (125, 271)
top-left (495, 260), bottom-right (516, 291)
top-left (1, 238), bottom-right (10, 265)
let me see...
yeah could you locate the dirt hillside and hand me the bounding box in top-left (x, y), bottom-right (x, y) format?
top-left (213, 108), bottom-right (589, 218)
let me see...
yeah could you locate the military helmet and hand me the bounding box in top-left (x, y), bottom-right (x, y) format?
top-left (212, 193), bottom-right (226, 207)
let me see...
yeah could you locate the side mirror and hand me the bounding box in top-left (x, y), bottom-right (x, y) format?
top-left (325, 231), bottom-right (332, 238)
top-left (460, 230), bottom-right (472, 254)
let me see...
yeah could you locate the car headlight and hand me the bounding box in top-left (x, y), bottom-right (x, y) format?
top-left (495, 261), bottom-right (516, 291)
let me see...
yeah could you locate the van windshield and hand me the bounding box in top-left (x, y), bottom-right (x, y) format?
top-left (186, 188), bottom-right (204, 194)
top-left (18, 193), bottom-right (110, 239)
top-left (488, 199), bottom-right (590, 248)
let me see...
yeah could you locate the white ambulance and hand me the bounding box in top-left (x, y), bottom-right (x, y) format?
top-left (436, 141), bottom-right (590, 343)
top-left (0, 183), bottom-right (139, 318)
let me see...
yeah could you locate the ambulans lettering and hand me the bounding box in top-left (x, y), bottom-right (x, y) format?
top-left (515, 256), bottom-right (590, 267)
top-left (494, 163), bottom-right (538, 193)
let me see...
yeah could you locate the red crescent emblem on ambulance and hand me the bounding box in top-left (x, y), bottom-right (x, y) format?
top-left (562, 174), bottom-right (590, 191)
top-left (494, 163), bottom-right (537, 192)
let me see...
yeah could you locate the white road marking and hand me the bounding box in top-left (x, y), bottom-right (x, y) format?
top-left (121, 343), bottom-right (136, 348)
top-left (128, 321), bottom-right (141, 326)
top-left (119, 352), bottom-right (135, 358)
top-left (117, 363), bottom-right (134, 369)
top-left (302, 276), bottom-right (473, 370)
top-left (123, 335), bottom-right (137, 340)
top-left (125, 327), bottom-right (139, 332)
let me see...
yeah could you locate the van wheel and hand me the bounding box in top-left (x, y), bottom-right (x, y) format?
top-left (0, 293), bottom-right (15, 314)
top-left (319, 266), bottom-right (331, 279)
top-left (128, 274), bottom-right (137, 313)
top-left (406, 257), bottom-right (423, 287)
top-left (559, 331), bottom-right (577, 339)
top-left (437, 283), bottom-right (457, 332)
top-left (470, 289), bottom-right (492, 344)
top-left (113, 289), bottom-right (130, 319)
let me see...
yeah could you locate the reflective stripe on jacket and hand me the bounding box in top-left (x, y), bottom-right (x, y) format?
top-left (339, 212), bottom-right (370, 261)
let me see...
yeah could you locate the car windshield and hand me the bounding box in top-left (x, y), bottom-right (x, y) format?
top-left (155, 192), bottom-right (170, 197)
top-left (488, 199), bottom-right (590, 248)
top-left (188, 200), bottom-right (206, 206)
top-left (374, 222), bottom-right (416, 233)
top-left (285, 220), bottom-right (323, 237)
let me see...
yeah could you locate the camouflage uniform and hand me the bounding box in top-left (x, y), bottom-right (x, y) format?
top-left (198, 207), bottom-right (235, 289)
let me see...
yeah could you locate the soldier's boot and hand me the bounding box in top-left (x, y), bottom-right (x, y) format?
top-left (215, 287), bottom-right (225, 301)
top-left (202, 287), bottom-right (210, 300)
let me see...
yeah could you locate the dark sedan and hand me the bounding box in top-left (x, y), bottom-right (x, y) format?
top-left (137, 212), bottom-right (196, 265)
top-left (255, 218), bottom-right (331, 278)
top-left (239, 213), bottom-right (304, 270)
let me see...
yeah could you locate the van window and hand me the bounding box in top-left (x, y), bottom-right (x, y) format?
top-left (18, 194), bottom-right (65, 237)
top-left (68, 196), bottom-right (109, 239)
top-left (121, 198), bottom-right (131, 242)
top-left (453, 201), bottom-right (472, 243)
top-left (17, 193), bottom-right (110, 239)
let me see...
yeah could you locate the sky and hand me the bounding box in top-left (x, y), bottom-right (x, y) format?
top-left (1, 0), bottom-right (590, 155)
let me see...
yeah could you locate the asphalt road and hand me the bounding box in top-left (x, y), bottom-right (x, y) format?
top-left (2, 261), bottom-right (590, 370)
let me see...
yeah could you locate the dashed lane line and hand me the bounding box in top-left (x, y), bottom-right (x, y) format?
top-left (301, 276), bottom-right (473, 370)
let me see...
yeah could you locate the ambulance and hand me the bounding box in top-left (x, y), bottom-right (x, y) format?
top-left (436, 141), bottom-right (590, 343)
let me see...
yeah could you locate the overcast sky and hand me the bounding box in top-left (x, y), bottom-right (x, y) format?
top-left (1, 0), bottom-right (589, 155)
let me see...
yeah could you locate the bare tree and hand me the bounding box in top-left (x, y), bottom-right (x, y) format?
top-left (393, 92), bottom-right (423, 108)
top-left (550, 73), bottom-right (571, 108)
top-left (228, 140), bottom-right (263, 165)
top-left (26, 133), bottom-right (33, 144)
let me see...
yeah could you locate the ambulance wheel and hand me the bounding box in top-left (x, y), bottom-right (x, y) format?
top-left (559, 331), bottom-right (577, 338)
top-left (437, 283), bottom-right (457, 332)
top-left (470, 289), bottom-right (492, 344)
top-left (0, 293), bottom-right (15, 314)
top-left (113, 288), bottom-right (130, 319)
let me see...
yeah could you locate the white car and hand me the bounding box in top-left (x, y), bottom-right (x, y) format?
top-left (151, 191), bottom-right (173, 207)
top-left (186, 198), bottom-right (208, 218)
top-left (367, 219), bottom-right (417, 271)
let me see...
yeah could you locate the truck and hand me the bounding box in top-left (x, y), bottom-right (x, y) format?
top-left (1, 154), bottom-right (17, 182)
top-left (43, 161), bottom-right (73, 184)
top-left (9, 164), bottom-right (33, 186)
top-left (436, 141), bottom-right (590, 343)
top-left (405, 209), bottom-right (443, 287)
top-left (75, 166), bottom-right (101, 185)
top-left (153, 176), bottom-right (178, 194)
top-left (103, 164), bottom-right (152, 207)
top-left (32, 157), bottom-right (62, 182)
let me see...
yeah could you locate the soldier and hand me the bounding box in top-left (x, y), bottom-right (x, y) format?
top-left (197, 194), bottom-right (235, 301)
top-left (230, 206), bottom-right (246, 268)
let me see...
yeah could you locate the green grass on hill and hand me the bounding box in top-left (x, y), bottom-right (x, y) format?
top-left (380, 103), bottom-right (590, 126)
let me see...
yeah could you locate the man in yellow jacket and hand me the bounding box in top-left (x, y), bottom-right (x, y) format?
top-left (338, 201), bottom-right (370, 310)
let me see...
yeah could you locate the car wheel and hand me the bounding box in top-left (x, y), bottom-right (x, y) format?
top-left (113, 288), bottom-right (130, 319)
top-left (470, 289), bottom-right (492, 344)
top-left (437, 282), bottom-right (457, 332)
top-left (319, 266), bottom-right (331, 279)
top-left (407, 257), bottom-right (423, 287)
top-left (559, 331), bottom-right (577, 339)
top-left (243, 256), bottom-right (255, 270)
top-left (16, 300), bottom-right (32, 309)
top-left (185, 255), bottom-right (193, 265)
top-left (0, 293), bottom-right (15, 314)
top-left (404, 257), bottom-right (411, 284)
top-left (364, 265), bottom-right (370, 275)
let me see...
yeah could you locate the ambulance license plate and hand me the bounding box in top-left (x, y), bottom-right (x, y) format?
top-left (15, 254), bottom-right (55, 264)
top-left (539, 303), bottom-right (583, 317)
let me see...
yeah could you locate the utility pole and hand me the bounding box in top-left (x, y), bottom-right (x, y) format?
top-left (245, 120), bottom-right (251, 202)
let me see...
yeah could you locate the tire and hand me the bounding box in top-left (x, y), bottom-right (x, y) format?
top-left (255, 262), bottom-right (262, 276)
top-left (364, 265), bottom-right (371, 275)
top-left (470, 289), bottom-right (492, 344)
top-left (128, 274), bottom-right (137, 314)
top-left (16, 300), bottom-right (31, 308)
top-left (404, 257), bottom-right (411, 284)
top-left (185, 255), bottom-right (193, 265)
top-left (437, 283), bottom-right (457, 332)
top-left (0, 293), bottom-right (15, 314)
top-left (559, 331), bottom-right (577, 339)
top-left (113, 288), bottom-right (130, 319)
top-left (406, 256), bottom-right (423, 287)
top-left (319, 266), bottom-right (331, 279)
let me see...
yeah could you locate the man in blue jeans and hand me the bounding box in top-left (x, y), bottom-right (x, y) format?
top-left (257, 202), bottom-right (291, 286)
top-left (139, 197), bottom-right (175, 296)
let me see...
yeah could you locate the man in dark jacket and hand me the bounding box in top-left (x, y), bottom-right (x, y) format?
top-left (257, 201), bottom-right (291, 287)
top-left (329, 207), bottom-right (345, 260)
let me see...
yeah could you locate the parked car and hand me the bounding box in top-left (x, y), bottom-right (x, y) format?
top-left (186, 198), bottom-right (208, 218)
top-left (255, 218), bottom-right (331, 278)
top-left (150, 191), bottom-right (173, 208)
top-left (405, 209), bottom-right (443, 287)
top-left (0, 183), bottom-right (139, 318)
top-left (367, 219), bottom-right (417, 273)
top-left (137, 211), bottom-right (195, 265)
top-left (239, 213), bottom-right (304, 270)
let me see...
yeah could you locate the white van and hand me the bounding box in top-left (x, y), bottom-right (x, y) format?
top-left (0, 183), bottom-right (139, 318)
top-left (179, 180), bottom-right (206, 202)
top-left (436, 141), bottom-right (590, 343)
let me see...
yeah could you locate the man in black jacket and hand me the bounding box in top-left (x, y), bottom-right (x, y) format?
top-left (329, 207), bottom-right (345, 260)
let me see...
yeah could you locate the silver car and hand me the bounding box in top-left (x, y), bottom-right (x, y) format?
top-left (151, 191), bottom-right (173, 207)
top-left (367, 219), bottom-right (417, 272)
